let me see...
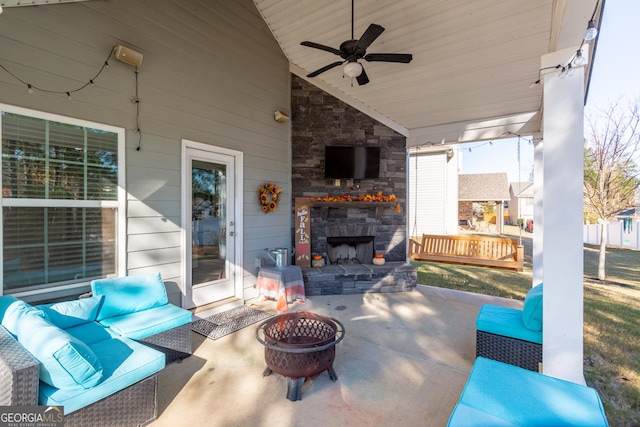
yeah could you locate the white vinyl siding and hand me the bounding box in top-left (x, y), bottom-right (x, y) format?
top-left (409, 150), bottom-right (458, 236)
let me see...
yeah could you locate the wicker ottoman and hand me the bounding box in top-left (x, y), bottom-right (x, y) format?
top-left (476, 329), bottom-right (542, 372)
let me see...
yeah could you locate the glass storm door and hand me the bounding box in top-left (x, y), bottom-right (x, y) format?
top-left (184, 148), bottom-right (236, 308)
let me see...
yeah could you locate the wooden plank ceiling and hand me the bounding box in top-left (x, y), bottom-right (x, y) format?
top-left (252, 0), bottom-right (601, 145)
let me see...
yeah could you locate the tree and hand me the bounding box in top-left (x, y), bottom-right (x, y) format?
top-left (584, 100), bottom-right (640, 280)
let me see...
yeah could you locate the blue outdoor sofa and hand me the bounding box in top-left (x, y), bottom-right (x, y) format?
top-left (0, 272), bottom-right (192, 427)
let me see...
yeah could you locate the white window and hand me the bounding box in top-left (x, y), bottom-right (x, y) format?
top-left (1, 105), bottom-right (125, 296)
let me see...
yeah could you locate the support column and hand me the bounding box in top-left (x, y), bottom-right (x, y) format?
top-left (533, 140), bottom-right (543, 286)
top-left (541, 47), bottom-right (585, 384)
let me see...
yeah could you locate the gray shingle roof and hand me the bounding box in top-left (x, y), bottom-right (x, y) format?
top-left (458, 173), bottom-right (510, 201)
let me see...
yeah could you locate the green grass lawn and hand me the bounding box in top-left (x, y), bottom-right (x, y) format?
top-left (412, 228), bottom-right (640, 426)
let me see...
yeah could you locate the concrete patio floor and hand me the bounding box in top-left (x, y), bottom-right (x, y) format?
top-left (149, 285), bottom-right (522, 427)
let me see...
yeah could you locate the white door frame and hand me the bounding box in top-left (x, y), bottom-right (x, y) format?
top-left (181, 139), bottom-right (243, 308)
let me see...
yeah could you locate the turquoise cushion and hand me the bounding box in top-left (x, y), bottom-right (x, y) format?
top-left (65, 322), bottom-right (118, 346)
top-left (0, 295), bottom-right (22, 321)
top-left (476, 304), bottom-right (542, 344)
top-left (0, 296), bottom-right (44, 336)
top-left (16, 312), bottom-right (103, 390)
top-left (39, 336), bottom-right (165, 415)
top-left (91, 273), bottom-right (168, 321)
top-left (98, 303), bottom-right (192, 340)
top-left (459, 357), bottom-right (609, 427)
top-left (522, 284), bottom-right (543, 331)
top-left (37, 296), bottom-right (104, 329)
top-left (447, 402), bottom-right (520, 427)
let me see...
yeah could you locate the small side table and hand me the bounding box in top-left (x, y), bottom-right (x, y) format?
top-left (256, 266), bottom-right (306, 312)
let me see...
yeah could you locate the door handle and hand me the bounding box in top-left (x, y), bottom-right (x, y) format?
top-left (229, 231), bottom-right (236, 236)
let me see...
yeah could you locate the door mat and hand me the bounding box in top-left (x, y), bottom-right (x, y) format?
top-left (191, 306), bottom-right (273, 341)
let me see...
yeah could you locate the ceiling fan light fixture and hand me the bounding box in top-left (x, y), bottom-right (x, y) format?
top-left (343, 61), bottom-right (363, 78)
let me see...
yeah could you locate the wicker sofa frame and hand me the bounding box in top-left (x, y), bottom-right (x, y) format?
top-left (140, 322), bottom-right (193, 363)
top-left (0, 321), bottom-right (187, 426)
top-left (476, 329), bottom-right (542, 372)
top-left (0, 325), bottom-right (158, 426)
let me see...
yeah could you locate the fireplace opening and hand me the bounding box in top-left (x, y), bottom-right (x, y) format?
top-left (326, 236), bottom-right (374, 264)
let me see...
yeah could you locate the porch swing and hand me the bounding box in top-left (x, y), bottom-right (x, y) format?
top-left (409, 140), bottom-right (524, 272)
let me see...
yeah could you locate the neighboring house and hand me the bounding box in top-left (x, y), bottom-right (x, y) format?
top-left (509, 181), bottom-right (535, 225)
top-left (407, 146), bottom-right (459, 237)
top-left (458, 173), bottom-right (510, 234)
top-left (616, 207), bottom-right (640, 222)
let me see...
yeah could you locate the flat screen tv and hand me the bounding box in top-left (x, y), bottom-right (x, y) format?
top-left (324, 146), bottom-right (380, 179)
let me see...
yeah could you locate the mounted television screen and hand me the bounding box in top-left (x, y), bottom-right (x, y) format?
top-left (324, 146), bottom-right (380, 179)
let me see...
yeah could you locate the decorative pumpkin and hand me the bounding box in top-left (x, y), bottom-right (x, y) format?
top-left (311, 255), bottom-right (325, 268)
top-left (372, 253), bottom-right (385, 265)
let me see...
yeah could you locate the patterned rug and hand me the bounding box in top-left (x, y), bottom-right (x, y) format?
top-left (191, 306), bottom-right (273, 341)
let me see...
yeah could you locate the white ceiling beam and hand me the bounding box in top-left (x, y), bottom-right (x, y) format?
top-left (407, 111), bottom-right (542, 148)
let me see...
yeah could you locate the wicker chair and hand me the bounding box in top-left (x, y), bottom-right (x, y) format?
top-left (475, 284), bottom-right (543, 371)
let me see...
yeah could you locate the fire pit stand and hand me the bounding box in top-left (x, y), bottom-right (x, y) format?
top-left (255, 311), bottom-right (345, 401)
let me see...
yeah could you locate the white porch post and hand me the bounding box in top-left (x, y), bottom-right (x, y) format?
top-left (540, 47), bottom-right (585, 384)
top-left (533, 140), bottom-right (543, 286)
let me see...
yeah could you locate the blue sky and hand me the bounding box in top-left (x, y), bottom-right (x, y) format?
top-left (460, 1), bottom-right (637, 183)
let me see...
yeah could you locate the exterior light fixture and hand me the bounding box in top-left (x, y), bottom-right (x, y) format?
top-left (584, 20), bottom-right (598, 41)
top-left (343, 61), bottom-right (363, 78)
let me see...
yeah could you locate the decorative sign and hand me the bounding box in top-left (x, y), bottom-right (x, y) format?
top-left (294, 197), bottom-right (311, 267)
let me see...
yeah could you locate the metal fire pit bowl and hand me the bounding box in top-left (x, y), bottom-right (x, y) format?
top-left (255, 311), bottom-right (345, 401)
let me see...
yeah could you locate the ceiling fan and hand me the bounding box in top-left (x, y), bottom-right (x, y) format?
top-left (300, 0), bottom-right (413, 86)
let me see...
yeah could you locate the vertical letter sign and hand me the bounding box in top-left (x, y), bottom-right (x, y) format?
top-left (295, 197), bottom-right (311, 267)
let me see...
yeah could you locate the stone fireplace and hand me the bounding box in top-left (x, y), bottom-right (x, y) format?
top-left (290, 74), bottom-right (416, 295)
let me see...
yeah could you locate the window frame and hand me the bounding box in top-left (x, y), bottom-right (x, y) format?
top-left (0, 103), bottom-right (126, 298)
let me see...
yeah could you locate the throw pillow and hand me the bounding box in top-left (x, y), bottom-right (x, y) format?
top-left (16, 312), bottom-right (103, 390)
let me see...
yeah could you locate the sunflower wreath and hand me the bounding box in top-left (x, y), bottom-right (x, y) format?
top-left (258, 182), bottom-right (282, 213)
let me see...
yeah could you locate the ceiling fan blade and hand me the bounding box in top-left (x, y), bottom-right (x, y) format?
top-left (356, 67), bottom-right (369, 85)
top-left (307, 61), bottom-right (344, 77)
top-left (355, 24), bottom-right (385, 51)
top-left (364, 53), bottom-right (413, 63)
top-left (300, 41), bottom-right (342, 56)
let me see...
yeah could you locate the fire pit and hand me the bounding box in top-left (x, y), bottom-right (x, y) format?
top-left (255, 311), bottom-right (345, 401)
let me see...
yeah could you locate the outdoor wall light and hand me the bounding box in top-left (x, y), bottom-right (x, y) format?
top-left (274, 110), bottom-right (289, 123)
top-left (343, 61), bottom-right (363, 78)
top-left (114, 44), bottom-right (143, 67)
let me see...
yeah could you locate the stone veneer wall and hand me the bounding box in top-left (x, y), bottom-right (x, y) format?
top-left (291, 74), bottom-right (407, 262)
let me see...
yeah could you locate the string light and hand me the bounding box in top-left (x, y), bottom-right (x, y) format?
top-left (573, 50), bottom-right (587, 66)
top-left (0, 47), bottom-right (114, 99)
top-left (584, 20), bottom-right (598, 41)
top-left (529, 1), bottom-right (600, 87)
top-left (461, 132), bottom-right (540, 153)
top-left (0, 46), bottom-right (144, 149)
